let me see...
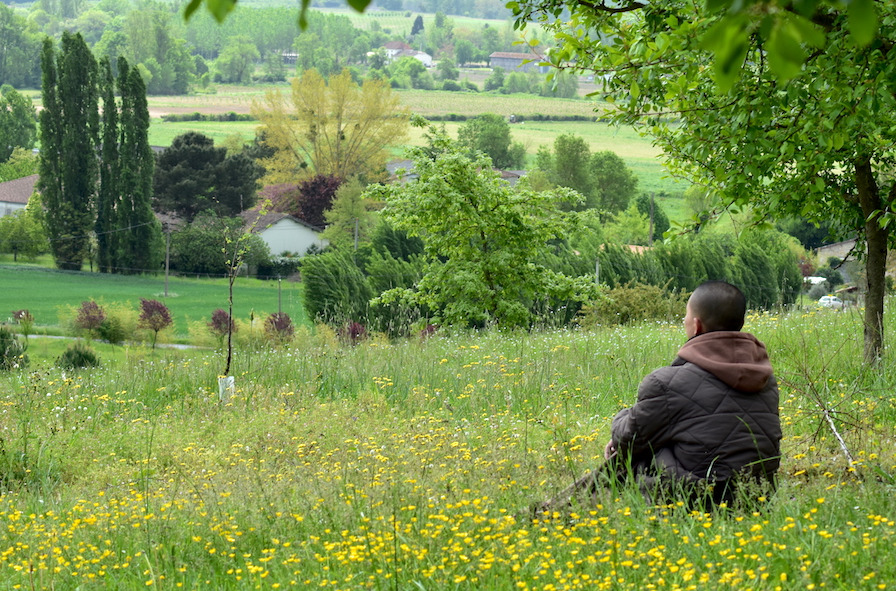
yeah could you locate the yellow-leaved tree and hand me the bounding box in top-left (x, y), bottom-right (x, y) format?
top-left (252, 69), bottom-right (410, 185)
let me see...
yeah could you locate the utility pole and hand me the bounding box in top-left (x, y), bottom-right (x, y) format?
top-left (648, 193), bottom-right (655, 246)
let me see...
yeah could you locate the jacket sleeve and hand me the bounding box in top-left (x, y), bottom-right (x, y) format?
top-left (611, 370), bottom-right (675, 458)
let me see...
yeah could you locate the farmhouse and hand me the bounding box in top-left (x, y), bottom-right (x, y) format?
top-left (488, 52), bottom-right (549, 74)
top-left (241, 210), bottom-right (328, 257)
top-left (383, 42), bottom-right (433, 66)
top-left (0, 174), bottom-right (37, 218)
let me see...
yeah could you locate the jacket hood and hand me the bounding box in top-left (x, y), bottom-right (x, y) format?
top-left (677, 331), bottom-right (773, 392)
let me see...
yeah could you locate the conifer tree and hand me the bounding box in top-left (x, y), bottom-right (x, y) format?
top-left (39, 32), bottom-right (99, 271)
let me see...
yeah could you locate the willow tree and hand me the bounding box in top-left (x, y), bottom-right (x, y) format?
top-left (252, 68), bottom-right (409, 185)
top-left (511, 0), bottom-right (896, 363)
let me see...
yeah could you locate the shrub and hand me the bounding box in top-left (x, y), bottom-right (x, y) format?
top-left (75, 301), bottom-right (105, 339)
top-left (97, 315), bottom-right (128, 345)
top-left (57, 342), bottom-right (100, 369)
top-left (208, 309), bottom-right (236, 344)
top-left (0, 327), bottom-right (27, 370)
top-left (338, 321), bottom-right (367, 345)
top-left (264, 312), bottom-right (294, 346)
top-left (578, 283), bottom-right (689, 327)
top-left (301, 250), bottom-right (373, 324)
top-left (137, 298), bottom-right (173, 349)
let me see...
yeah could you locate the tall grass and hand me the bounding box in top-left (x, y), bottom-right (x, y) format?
top-left (0, 302), bottom-right (894, 588)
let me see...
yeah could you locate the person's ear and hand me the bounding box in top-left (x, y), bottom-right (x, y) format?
top-left (693, 316), bottom-right (706, 336)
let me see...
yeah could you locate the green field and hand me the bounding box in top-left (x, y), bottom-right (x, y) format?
top-left (0, 300), bottom-right (894, 588)
top-left (146, 86), bottom-right (688, 196)
top-left (0, 264), bottom-right (307, 340)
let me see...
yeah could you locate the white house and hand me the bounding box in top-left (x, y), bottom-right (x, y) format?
top-left (382, 42), bottom-right (433, 67)
top-left (0, 174), bottom-right (37, 218)
top-left (242, 211), bottom-right (328, 257)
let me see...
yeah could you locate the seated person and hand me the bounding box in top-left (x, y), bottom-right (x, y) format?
top-left (605, 280), bottom-right (782, 508)
top-left (533, 281), bottom-right (781, 516)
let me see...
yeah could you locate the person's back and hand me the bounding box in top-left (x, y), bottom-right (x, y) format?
top-left (607, 281), bottom-right (781, 508)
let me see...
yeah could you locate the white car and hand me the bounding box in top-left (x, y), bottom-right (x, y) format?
top-left (818, 295), bottom-right (844, 309)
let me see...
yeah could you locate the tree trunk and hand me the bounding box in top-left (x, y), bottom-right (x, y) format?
top-left (855, 157), bottom-right (887, 364)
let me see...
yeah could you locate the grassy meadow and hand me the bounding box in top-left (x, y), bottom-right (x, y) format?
top-left (0, 264), bottom-right (307, 343)
top-left (1, 295), bottom-right (895, 588)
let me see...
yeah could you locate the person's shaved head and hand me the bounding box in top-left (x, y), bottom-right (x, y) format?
top-left (688, 281), bottom-right (746, 332)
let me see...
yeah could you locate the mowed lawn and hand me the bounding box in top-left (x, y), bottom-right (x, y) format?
top-left (0, 264), bottom-right (307, 339)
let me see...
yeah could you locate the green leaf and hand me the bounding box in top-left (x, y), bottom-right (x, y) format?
top-left (297, 0), bottom-right (311, 29)
top-left (205, 0), bottom-right (237, 23)
top-left (183, 0), bottom-right (203, 20)
top-left (848, 0), bottom-right (878, 46)
top-left (705, 0), bottom-right (730, 13)
top-left (346, 0), bottom-right (373, 12)
top-left (701, 16), bottom-right (749, 91)
top-left (832, 133), bottom-right (844, 150)
top-left (766, 20), bottom-right (806, 81)
top-left (789, 14), bottom-right (825, 48)
top-left (630, 80), bottom-right (640, 100)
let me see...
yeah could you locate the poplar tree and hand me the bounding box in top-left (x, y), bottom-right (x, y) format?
top-left (96, 57), bottom-right (120, 274)
top-left (39, 32), bottom-right (99, 271)
top-left (117, 58), bottom-right (160, 274)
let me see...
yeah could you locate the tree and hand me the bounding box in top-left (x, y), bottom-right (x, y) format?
top-left (0, 5), bottom-right (42, 89)
top-left (512, 0), bottom-right (894, 362)
top-left (410, 14), bottom-right (424, 36)
top-left (457, 113), bottom-right (526, 170)
top-left (389, 56), bottom-right (434, 89)
top-left (215, 36), bottom-right (259, 83)
top-left (294, 174), bottom-right (343, 228)
top-left (39, 32), bottom-right (99, 271)
top-left (455, 38), bottom-right (474, 66)
top-left (372, 120), bottom-right (594, 328)
top-left (170, 212), bottom-right (270, 275)
top-left (483, 67), bottom-right (505, 91)
top-left (0, 87), bottom-right (37, 163)
top-left (590, 151), bottom-right (638, 214)
top-left (0, 148), bottom-right (37, 183)
top-left (153, 132), bottom-right (260, 222)
top-left (542, 133), bottom-right (591, 206)
top-left (253, 69), bottom-right (410, 184)
top-left (635, 193), bottom-right (670, 244)
top-left (137, 298), bottom-right (173, 349)
top-left (75, 300), bottom-right (105, 340)
top-left (96, 58), bottom-right (120, 274)
top-left (0, 208), bottom-right (47, 261)
top-left (116, 59), bottom-right (161, 274)
top-left (95, 57), bottom-right (161, 274)
top-left (322, 177), bottom-right (376, 248)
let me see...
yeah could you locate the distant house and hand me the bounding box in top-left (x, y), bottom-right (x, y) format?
top-left (0, 174), bottom-right (37, 218)
top-left (383, 41), bottom-right (413, 59)
top-left (241, 210), bottom-right (328, 257)
top-left (488, 52), bottom-right (549, 74)
top-left (383, 42), bottom-right (433, 67)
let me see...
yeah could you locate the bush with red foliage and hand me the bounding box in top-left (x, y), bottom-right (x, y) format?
top-left (208, 309), bottom-right (236, 342)
top-left (264, 312), bottom-right (294, 345)
top-left (138, 298), bottom-right (173, 349)
top-left (75, 301), bottom-right (106, 339)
